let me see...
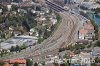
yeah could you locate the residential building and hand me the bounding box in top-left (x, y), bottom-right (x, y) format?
top-left (78, 20), bottom-right (94, 42)
top-left (3, 58), bottom-right (26, 66)
top-left (73, 0), bottom-right (84, 3)
top-left (18, 1), bottom-right (33, 7)
top-left (80, 2), bottom-right (100, 9)
top-left (0, 0), bottom-right (12, 3)
top-left (4, 63), bottom-right (11, 66)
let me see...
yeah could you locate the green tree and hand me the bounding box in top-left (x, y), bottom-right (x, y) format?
top-left (63, 53), bottom-right (69, 59)
top-left (42, 62), bottom-right (45, 66)
top-left (13, 62), bottom-right (19, 66)
top-left (0, 61), bottom-right (5, 66)
top-left (61, 60), bottom-right (69, 66)
top-left (11, 5), bottom-right (18, 11)
top-left (91, 63), bottom-right (97, 66)
top-left (34, 62), bottom-right (38, 66)
top-left (38, 38), bottom-right (44, 44)
top-left (10, 46), bottom-right (15, 52)
top-left (95, 57), bottom-right (100, 63)
top-left (53, 63), bottom-right (59, 66)
top-left (95, 40), bottom-right (100, 47)
top-left (20, 44), bottom-right (27, 50)
top-left (15, 45), bottom-right (21, 52)
top-left (93, 8), bottom-right (100, 13)
top-left (26, 59), bottom-right (33, 66)
top-left (0, 49), bottom-right (7, 57)
top-left (56, 13), bottom-right (61, 22)
top-left (0, 51), bottom-right (3, 57)
top-left (43, 29), bottom-right (48, 39)
top-left (0, 4), bottom-right (7, 12)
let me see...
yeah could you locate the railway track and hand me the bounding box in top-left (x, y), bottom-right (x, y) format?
top-left (0, 12), bottom-right (81, 61)
top-left (0, 1), bottom-right (82, 62)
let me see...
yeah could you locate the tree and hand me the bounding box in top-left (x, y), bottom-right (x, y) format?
top-left (32, 0), bottom-right (36, 2)
top-left (13, 62), bottom-right (19, 66)
top-left (15, 45), bottom-right (21, 52)
top-left (91, 63), bottom-right (97, 66)
top-left (0, 61), bottom-right (5, 66)
top-left (53, 63), bottom-right (59, 66)
top-left (20, 44), bottom-right (27, 50)
top-left (93, 8), bottom-right (100, 13)
top-left (36, 6), bottom-right (41, 11)
top-left (59, 48), bottom-right (65, 52)
top-left (5, 18), bottom-right (10, 27)
top-left (60, 63), bottom-right (66, 66)
top-left (63, 53), bottom-right (69, 59)
top-left (42, 62), bottom-right (45, 66)
top-left (95, 57), bottom-right (100, 63)
top-left (10, 46), bottom-right (15, 52)
top-left (0, 4), bottom-right (7, 12)
top-left (11, 5), bottom-right (18, 11)
top-left (0, 51), bottom-right (3, 57)
top-left (34, 62), bottom-right (38, 66)
top-left (38, 37), bottom-right (44, 44)
top-left (43, 29), bottom-right (48, 39)
top-left (95, 40), bottom-right (100, 47)
top-left (26, 59), bottom-right (33, 66)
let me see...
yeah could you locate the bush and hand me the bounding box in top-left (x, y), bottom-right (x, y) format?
top-left (26, 59), bottom-right (33, 66)
top-left (13, 62), bottom-right (19, 66)
top-left (95, 40), bottom-right (100, 47)
top-left (10, 46), bottom-right (16, 52)
top-left (0, 61), bottom-right (5, 66)
top-left (20, 44), bottom-right (27, 50)
top-left (89, 18), bottom-right (99, 40)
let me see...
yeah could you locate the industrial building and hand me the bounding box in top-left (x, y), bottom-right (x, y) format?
top-left (0, 35), bottom-right (38, 49)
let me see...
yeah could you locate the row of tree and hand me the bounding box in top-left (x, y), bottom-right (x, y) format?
top-left (0, 44), bottom-right (28, 57)
top-left (10, 44), bottom-right (28, 52)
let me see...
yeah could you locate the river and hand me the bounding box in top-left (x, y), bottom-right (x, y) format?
top-left (88, 13), bottom-right (100, 27)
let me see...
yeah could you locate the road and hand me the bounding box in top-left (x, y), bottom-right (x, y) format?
top-left (1, 11), bottom-right (81, 62)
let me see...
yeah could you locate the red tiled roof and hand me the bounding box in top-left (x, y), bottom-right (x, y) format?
top-left (87, 24), bottom-right (94, 30)
top-left (4, 58), bottom-right (26, 64)
top-left (9, 58), bottom-right (26, 64)
top-left (4, 63), bottom-right (11, 66)
top-left (79, 29), bottom-right (88, 34)
top-left (84, 21), bottom-right (94, 30)
top-left (68, 51), bottom-right (75, 56)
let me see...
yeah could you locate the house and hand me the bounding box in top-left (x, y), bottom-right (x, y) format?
top-left (7, 5), bottom-right (12, 11)
top-left (79, 29), bottom-right (88, 40)
top-left (3, 58), bottom-right (26, 66)
top-left (4, 63), bottom-right (11, 66)
top-left (68, 51), bottom-right (75, 57)
top-left (78, 20), bottom-right (95, 42)
top-left (18, 9), bottom-right (27, 13)
top-left (18, 1), bottom-right (33, 7)
top-left (50, 18), bottom-right (57, 25)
